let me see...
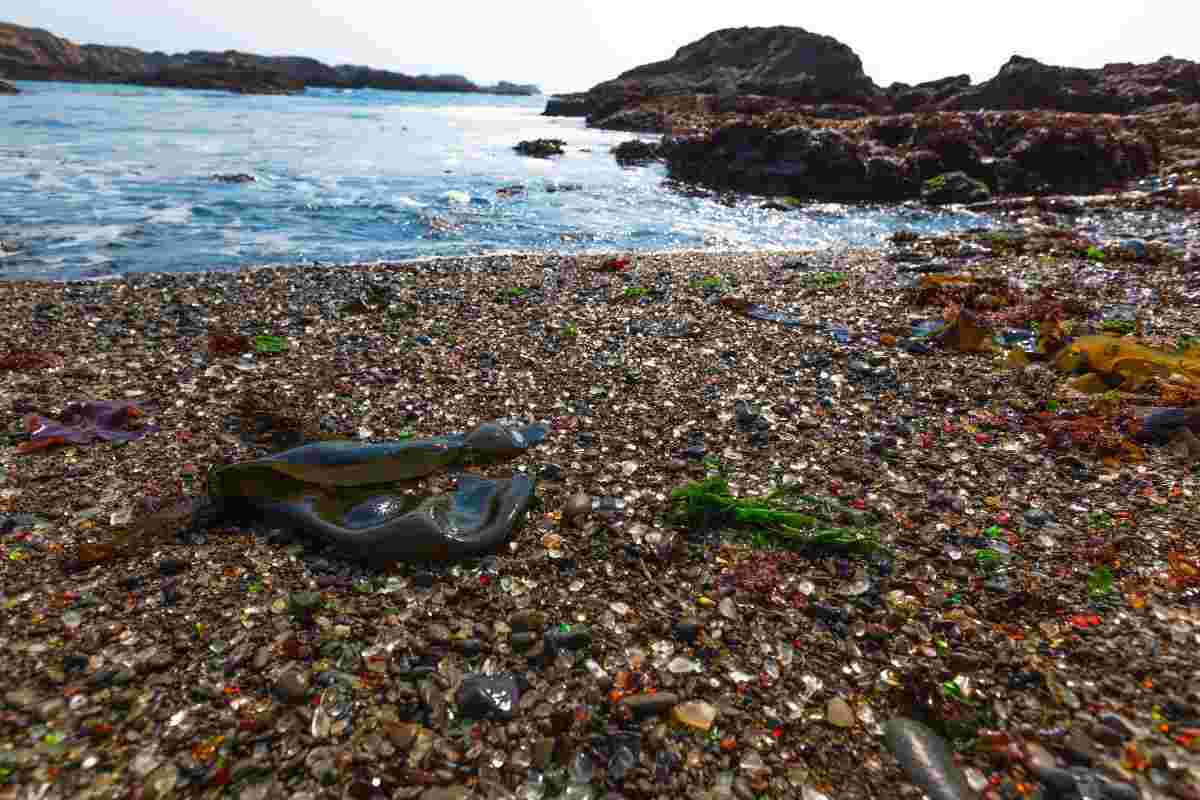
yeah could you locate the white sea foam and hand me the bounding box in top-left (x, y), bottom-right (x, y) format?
top-left (147, 205), bottom-right (192, 225)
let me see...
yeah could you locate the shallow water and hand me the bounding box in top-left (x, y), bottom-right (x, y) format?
top-left (3, 81), bottom-right (1002, 281)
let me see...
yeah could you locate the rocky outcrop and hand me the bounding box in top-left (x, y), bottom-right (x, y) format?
top-left (941, 55), bottom-right (1200, 113)
top-left (0, 21), bottom-right (540, 95)
top-left (0, 78), bottom-right (17, 93)
top-left (886, 75), bottom-right (971, 113)
top-left (546, 26), bottom-right (883, 122)
top-left (612, 139), bottom-right (662, 165)
top-left (546, 26), bottom-right (1200, 125)
top-left (542, 92), bottom-right (590, 117)
top-left (660, 110), bottom-right (1154, 203)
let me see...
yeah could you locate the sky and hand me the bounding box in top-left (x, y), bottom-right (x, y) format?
top-left (11, 0), bottom-right (1197, 94)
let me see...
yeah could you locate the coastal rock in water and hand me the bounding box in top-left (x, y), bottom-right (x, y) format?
top-left (883, 718), bottom-right (976, 800)
top-left (921, 171), bottom-right (991, 205)
top-left (206, 421), bottom-right (546, 563)
top-left (212, 173), bottom-right (256, 184)
top-left (514, 139), bottom-right (566, 158)
top-left (612, 139), bottom-right (662, 165)
top-left (0, 79), bottom-right (19, 94)
top-left (543, 92), bottom-right (591, 117)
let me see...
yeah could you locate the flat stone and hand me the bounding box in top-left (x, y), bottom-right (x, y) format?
top-left (620, 692), bottom-right (680, 718)
top-left (672, 700), bottom-right (718, 731)
top-left (826, 697), bottom-right (855, 728)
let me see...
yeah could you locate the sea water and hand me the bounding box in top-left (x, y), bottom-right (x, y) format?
top-left (0, 81), bottom-right (996, 281)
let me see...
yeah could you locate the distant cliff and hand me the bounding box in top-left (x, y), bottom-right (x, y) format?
top-left (0, 21), bottom-right (540, 96)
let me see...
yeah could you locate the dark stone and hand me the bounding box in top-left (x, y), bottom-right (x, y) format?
top-left (514, 139), bottom-right (566, 158)
top-left (612, 139), bottom-right (663, 165)
top-left (0, 79), bottom-right (18, 94)
top-left (158, 558), bottom-right (190, 576)
top-left (619, 692), bottom-right (680, 718)
top-left (212, 173), bottom-right (255, 184)
top-left (543, 92), bottom-right (591, 117)
top-left (455, 674), bottom-right (520, 720)
top-left (413, 571), bottom-right (437, 588)
top-left (921, 171), bottom-right (991, 205)
top-left (673, 618), bottom-right (703, 643)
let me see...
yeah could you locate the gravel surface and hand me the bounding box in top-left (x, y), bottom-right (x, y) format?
top-left (1, 231), bottom-right (1199, 800)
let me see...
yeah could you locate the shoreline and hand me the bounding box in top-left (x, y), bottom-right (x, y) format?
top-left (1, 235), bottom-right (1198, 798)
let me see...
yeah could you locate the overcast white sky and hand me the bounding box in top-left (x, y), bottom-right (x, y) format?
top-left (11, 0), bottom-right (1197, 94)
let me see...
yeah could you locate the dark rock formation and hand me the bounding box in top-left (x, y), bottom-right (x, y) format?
top-left (886, 75), bottom-right (971, 113)
top-left (600, 26), bottom-right (881, 106)
top-left (661, 110), bottom-right (1154, 202)
top-left (921, 171), bottom-right (991, 205)
top-left (212, 173), bottom-right (256, 183)
top-left (0, 21), bottom-right (540, 96)
top-left (545, 25), bottom-right (1200, 124)
top-left (942, 55), bottom-right (1200, 113)
top-left (543, 92), bottom-right (590, 117)
top-left (0, 78), bottom-right (18, 93)
top-left (514, 139), bottom-right (566, 158)
top-left (545, 26), bottom-right (883, 122)
top-left (612, 139), bottom-right (662, 165)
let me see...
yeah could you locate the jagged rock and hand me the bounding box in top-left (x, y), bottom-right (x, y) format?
top-left (921, 171), bottom-right (991, 205)
top-left (0, 79), bottom-right (19, 94)
top-left (591, 108), bottom-right (670, 133)
top-left (661, 110), bottom-right (1154, 202)
top-left (541, 24), bottom-right (1200, 122)
top-left (940, 54), bottom-right (1200, 113)
top-left (212, 173), bottom-right (256, 184)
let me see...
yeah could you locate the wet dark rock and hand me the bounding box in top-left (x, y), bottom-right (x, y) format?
top-left (1024, 508), bottom-right (1053, 528)
top-left (455, 674), bottom-right (520, 720)
top-left (514, 139), bottom-right (566, 158)
top-left (922, 171), bottom-right (991, 205)
top-left (673, 618), bottom-right (703, 643)
top-left (0, 79), bottom-right (19, 94)
top-left (539, 463), bottom-right (565, 481)
top-left (613, 139), bottom-right (662, 165)
top-left (212, 173), bottom-right (255, 184)
top-left (883, 718), bottom-right (976, 800)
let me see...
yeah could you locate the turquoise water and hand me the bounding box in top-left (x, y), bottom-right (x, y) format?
top-left (0, 81), bottom-right (990, 281)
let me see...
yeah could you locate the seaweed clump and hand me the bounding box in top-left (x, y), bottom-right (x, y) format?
top-left (668, 476), bottom-right (885, 555)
